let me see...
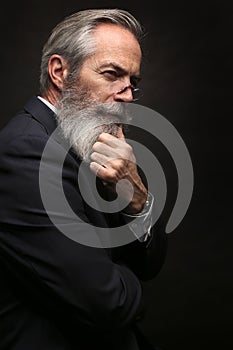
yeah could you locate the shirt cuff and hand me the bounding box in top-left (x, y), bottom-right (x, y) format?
top-left (121, 192), bottom-right (154, 242)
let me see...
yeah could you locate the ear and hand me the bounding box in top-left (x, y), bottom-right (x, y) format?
top-left (47, 54), bottom-right (69, 91)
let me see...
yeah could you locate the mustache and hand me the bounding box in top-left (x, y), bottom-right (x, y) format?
top-left (55, 89), bottom-right (132, 162)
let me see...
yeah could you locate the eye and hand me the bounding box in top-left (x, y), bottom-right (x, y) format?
top-left (101, 70), bottom-right (119, 81)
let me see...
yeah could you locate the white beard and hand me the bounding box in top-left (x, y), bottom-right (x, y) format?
top-left (55, 86), bottom-right (131, 162)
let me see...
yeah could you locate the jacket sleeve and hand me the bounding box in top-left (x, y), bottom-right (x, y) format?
top-left (0, 132), bottom-right (144, 333)
top-left (111, 216), bottom-right (168, 281)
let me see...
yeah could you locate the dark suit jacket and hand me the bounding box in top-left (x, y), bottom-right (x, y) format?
top-left (0, 96), bottom-right (167, 350)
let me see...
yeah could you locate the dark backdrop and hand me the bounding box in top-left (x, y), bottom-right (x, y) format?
top-left (1, 1), bottom-right (232, 349)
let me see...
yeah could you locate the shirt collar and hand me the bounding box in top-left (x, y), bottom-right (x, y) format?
top-left (37, 96), bottom-right (57, 113)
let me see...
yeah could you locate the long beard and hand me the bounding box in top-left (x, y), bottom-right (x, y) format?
top-left (55, 85), bottom-right (131, 162)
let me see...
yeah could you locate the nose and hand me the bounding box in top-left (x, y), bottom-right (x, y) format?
top-left (113, 84), bottom-right (134, 102)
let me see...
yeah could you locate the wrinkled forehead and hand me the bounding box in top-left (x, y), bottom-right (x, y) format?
top-left (90, 23), bottom-right (142, 73)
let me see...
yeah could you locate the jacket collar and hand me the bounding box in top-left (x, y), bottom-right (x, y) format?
top-left (24, 95), bottom-right (57, 135)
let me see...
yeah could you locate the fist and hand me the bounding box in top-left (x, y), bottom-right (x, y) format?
top-left (89, 127), bottom-right (147, 214)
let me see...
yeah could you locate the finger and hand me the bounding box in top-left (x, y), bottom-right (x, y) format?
top-left (98, 132), bottom-right (125, 148)
top-left (89, 161), bottom-right (102, 176)
top-left (89, 162), bottom-right (118, 183)
top-left (91, 152), bottom-right (124, 170)
top-left (90, 151), bottom-right (110, 167)
top-left (92, 141), bottom-right (120, 158)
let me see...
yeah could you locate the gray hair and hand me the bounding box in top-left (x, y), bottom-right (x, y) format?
top-left (39, 8), bottom-right (144, 94)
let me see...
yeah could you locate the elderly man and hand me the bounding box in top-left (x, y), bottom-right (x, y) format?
top-left (0, 8), bottom-right (167, 350)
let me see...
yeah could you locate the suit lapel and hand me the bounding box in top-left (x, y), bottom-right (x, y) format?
top-left (24, 95), bottom-right (57, 135)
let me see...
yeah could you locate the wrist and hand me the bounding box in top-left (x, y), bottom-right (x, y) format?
top-left (123, 190), bottom-right (150, 215)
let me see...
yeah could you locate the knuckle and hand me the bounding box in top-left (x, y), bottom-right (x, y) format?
top-left (109, 169), bottom-right (118, 182)
top-left (126, 143), bottom-right (133, 153)
top-left (118, 159), bottom-right (125, 168)
top-left (90, 151), bottom-right (97, 160)
top-left (111, 158), bottom-right (124, 170)
top-left (120, 145), bottom-right (133, 160)
top-left (123, 143), bottom-right (132, 155)
top-left (92, 141), bottom-right (101, 151)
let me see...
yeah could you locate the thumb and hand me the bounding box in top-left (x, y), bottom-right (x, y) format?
top-left (117, 126), bottom-right (125, 140)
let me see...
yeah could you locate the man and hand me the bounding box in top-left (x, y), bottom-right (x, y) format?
top-left (0, 8), bottom-right (167, 350)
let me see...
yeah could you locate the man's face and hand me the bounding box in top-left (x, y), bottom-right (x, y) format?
top-left (76, 23), bottom-right (142, 103)
top-left (55, 24), bottom-right (141, 162)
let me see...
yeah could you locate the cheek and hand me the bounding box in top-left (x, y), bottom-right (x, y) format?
top-left (77, 71), bottom-right (114, 102)
top-left (90, 86), bottom-right (115, 103)
top-left (103, 94), bottom-right (116, 103)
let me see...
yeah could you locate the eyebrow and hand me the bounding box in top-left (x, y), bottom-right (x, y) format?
top-left (98, 62), bottom-right (142, 82)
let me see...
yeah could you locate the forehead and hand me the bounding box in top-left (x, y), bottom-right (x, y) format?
top-left (91, 23), bottom-right (142, 73)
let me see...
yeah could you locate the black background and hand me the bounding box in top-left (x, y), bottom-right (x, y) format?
top-left (1, 1), bottom-right (232, 349)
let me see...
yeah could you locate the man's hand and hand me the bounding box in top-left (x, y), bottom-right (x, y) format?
top-left (89, 127), bottom-right (147, 214)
